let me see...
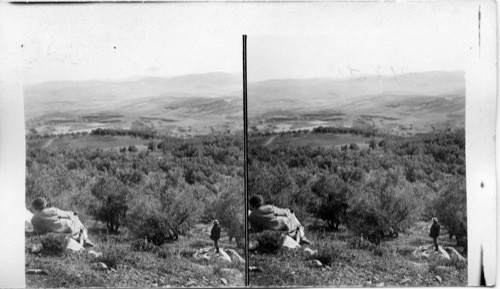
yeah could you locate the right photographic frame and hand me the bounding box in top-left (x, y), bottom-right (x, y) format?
top-left (245, 3), bottom-right (495, 284)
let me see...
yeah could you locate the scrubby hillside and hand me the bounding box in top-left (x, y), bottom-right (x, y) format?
top-left (248, 127), bottom-right (467, 286)
top-left (25, 131), bottom-right (245, 287)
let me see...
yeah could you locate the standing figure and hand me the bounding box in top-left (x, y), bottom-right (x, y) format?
top-left (210, 219), bottom-right (221, 253)
top-left (31, 197), bottom-right (95, 247)
top-left (429, 217), bottom-right (441, 251)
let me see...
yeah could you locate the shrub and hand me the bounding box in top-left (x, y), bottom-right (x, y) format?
top-left (311, 175), bottom-right (350, 230)
top-left (126, 173), bottom-right (203, 240)
top-left (206, 178), bottom-right (245, 248)
top-left (312, 246), bottom-right (342, 267)
top-left (347, 168), bottom-right (421, 239)
top-left (432, 177), bottom-right (467, 247)
top-left (156, 247), bottom-right (174, 259)
top-left (39, 233), bottom-right (69, 256)
top-left (254, 231), bottom-right (284, 254)
top-left (89, 176), bottom-right (129, 233)
top-left (131, 239), bottom-right (157, 252)
top-left (96, 247), bottom-right (127, 269)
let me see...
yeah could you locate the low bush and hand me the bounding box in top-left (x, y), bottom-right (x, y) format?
top-left (39, 233), bottom-right (69, 256)
top-left (96, 247), bottom-right (127, 269)
top-left (254, 231), bottom-right (285, 254)
top-left (312, 246), bottom-right (342, 268)
top-left (131, 239), bottom-right (157, 252)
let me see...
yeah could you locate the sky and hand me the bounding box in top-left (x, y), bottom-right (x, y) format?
top-left (20, 4), bottom-right (243, 84)
top-left (248, 6), bottom-right (470, 81)
top-left (17, 3), bottom-right (476, 83)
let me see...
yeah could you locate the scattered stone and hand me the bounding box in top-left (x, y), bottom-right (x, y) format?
top-left (249, 266), bottom-right (262, 272)
top-left (95, 262), bottom-right (108, 270)
top-left (282, 235), bottom-right (301, 249)
top-left (26, 269), bottom-right (47, 275)
top-left (401, 277), bottom-right (411, 284)
top-left (152, 283), bottom-right (158, 287)
top-left (66, 238), bottom-right (84, 252)
top-left (31, 243), bottom-right (43, 253)
top-left (444, 246), bottom-right (467, 262)
top-left (312, 259), bottom-right (323, 268)
top-left (110, 268), bottom-right (117, 273)
top-left (325, 266), bottom-right (332, 270)
top-left (413, 244), bottom-right (450, 260)
top-left (249, 241), bottom-right (259, 251)
top-left (193, 247), bottom-right (231, 263)
top-left (365, 280), bottom-right (372, 286)
top-left (88, 250), bottom-right (102, 258)
top-left (218, 268), bottom-right (244, 286)
top-left (303, 247), bottom-right (317, 256)
top-left (435, 276), bottom-right (442, 283)
top-left (220, 278), bottom-right (227, 285)
top-left (376, 282), bottom-right (385, 287)
top-left (186, 280), bottom-right (197, 287)
top-left (225, 249), bottom-right (245, 264)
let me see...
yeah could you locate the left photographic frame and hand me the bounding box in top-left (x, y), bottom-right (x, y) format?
top-left (22, 4), bottom-right (245, 288)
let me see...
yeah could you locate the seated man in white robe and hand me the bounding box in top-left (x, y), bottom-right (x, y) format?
top-left (31, 197), bottom-right (95, 247)
top-left (248, 195), bottom-right (311, 245)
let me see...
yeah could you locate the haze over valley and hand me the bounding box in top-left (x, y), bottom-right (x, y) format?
top-left (248, 71), bottom-right (465, 135)
top-left (25, 73), bottom-right (243, 137)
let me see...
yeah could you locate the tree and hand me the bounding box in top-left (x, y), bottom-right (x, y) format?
top-left (433, 176), bottom-right (467, 247)
top-left (126, 172), bottom-right (203, 240)
top-left (89, 176), bottom-right (129, 233)
top-left (207, 178), bottom-right (245, 249)
top-left (311, 175), bottom-right (350, 230)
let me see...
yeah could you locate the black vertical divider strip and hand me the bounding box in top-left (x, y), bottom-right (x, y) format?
top-left (242, 34), bottom-right (249, 287)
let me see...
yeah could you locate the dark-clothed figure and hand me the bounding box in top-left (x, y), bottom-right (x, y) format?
top-left (210, 219), bottom-right (221, 253)
top-left (31, 197), bottom-right (95, 247)
top-left (429, 217), bottom-right (441, 251)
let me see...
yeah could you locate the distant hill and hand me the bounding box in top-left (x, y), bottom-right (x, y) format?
top-left (24, 73), bottom-right (242, 136)
top-left (248, 71), bottom-right (465, 134)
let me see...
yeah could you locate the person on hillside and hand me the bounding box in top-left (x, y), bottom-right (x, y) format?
top-left (210, 219), bottom-right (221, 253)
top-left (429, 217), bottom-right (441, 251)
top-left (248, 195), bottom-right (311, 245)
top-left (31, 197), bottom-right (95, 247)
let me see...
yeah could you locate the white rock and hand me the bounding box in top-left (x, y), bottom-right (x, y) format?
top-left (95, 262), bottom-right (108, 270)
top-left (220, 278), bottom-right (227, 285)
top-left (312, 259), bottom-right (323, 268)
top-left (282, 235), bottom-right (301, 249)
top-left (435, 275), bottom-right (442, 283)
top-left (444, 246), bottom-right (467, 262)
top-left (31, 243), bottom-right (43, 253)
top-left (303, 247), bottom-right (317, 256)
top-left (193, 247), bottom-right (231, 263)
top-left (225, 249), bottom-right (245, 264)
top-left (88, 250), bottom-right (102, 258)
top-left (66, 238), bottom-right (84, 252)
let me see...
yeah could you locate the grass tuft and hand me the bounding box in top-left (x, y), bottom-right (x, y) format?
top-left (38, 233), bottom-right (69, 256)
top-left (253, 231), bottom-right (285, 254)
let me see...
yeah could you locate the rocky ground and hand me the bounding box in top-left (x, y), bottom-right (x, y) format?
top-left (25, 221), bottom-right (245, 288)
top-left (249, 220), bottom-right (467, 287)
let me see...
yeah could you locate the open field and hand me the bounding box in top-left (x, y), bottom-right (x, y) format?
top-left (248, 71), bottom-right (465, 135)
top-left (249, 220), bottom-right (467, 287)
top-left (27, 135), bottom-right (149, 151)
top-left (24, 73), bottom-right (243, 138)
top-left (251, 133), bottom-right (382, 149)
